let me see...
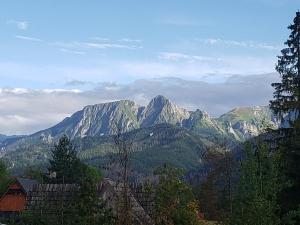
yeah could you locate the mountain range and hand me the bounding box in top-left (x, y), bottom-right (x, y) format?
top-left (0, 95), bottom-right (279, 174)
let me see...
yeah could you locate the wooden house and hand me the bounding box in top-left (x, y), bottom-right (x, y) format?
top-left (0, 178), bottom-right (38, 215)
top-left (25, 178), bottom-right (154, 225)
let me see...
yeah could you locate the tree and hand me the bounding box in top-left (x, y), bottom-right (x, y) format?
top-left (154, 164), bottom-right (202, 225)
top-left (112, 129), bottom-right (133, 225)
top-left (270, 11), bottom-right (300, 122)
top-left (0, 160), bottom-right (12, 195)
top-left (229, 143), bottom-right (281, 225)
top-left (270, 11), bottom-right (300, 215)
top-left (72, 166), bottom-right (116, 225)
top-left (197, 144), bottom-right (238, 221)
top-left (48, 135), bottom-right (81, 183)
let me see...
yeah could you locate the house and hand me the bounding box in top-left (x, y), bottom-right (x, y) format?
top-left (99, 178), bottom-right (154, 225)
top-left (0, 178), bottom-right (38, 216)
top-left (25, 178), bottom-right (154, 225)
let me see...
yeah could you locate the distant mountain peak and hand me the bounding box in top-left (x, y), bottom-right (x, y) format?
top-left (151, 95), bottom-right (169, 102)
top-left (2, 96), bottom-right (278, 151)
top-left (147, 95), bottom-right (170, 108)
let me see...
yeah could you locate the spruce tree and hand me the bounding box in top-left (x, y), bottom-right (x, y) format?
top-left (271, 11), bottom-right (300, 122)
top-left (270, 11), bottom-right (300, 215)
top-left (48, 135), bottom-right (80, 183)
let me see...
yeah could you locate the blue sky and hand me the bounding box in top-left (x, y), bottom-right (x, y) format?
top-left (0, 0), bottom-right (299, 134)
top-left (0, 0), bottom-right (298, 88)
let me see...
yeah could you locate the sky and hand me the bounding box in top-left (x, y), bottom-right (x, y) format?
top-left (0, 0), bottom-right (299, 135)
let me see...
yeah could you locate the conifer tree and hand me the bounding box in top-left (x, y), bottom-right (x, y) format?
top-left (270, 11), bottom-right (300, 215)
top-left (230, 143), bottom-right (281, 225)
top-left (48, 135), bottom-right (80, 183)
top-left (271, 11), bottom-right (300, 122)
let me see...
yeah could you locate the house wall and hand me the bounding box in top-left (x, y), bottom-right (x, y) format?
top-left (0, 183), bottom-right (26, 212)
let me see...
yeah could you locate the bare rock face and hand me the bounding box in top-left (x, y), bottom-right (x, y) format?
top-left (140, 95), bottom-right (190, 128)
top-left (2, 96), bottom-right (279, 154)
top-left (218, 106), bottom-right (279, 141)
top-left (1, 96), bottom-right (281, 172)
top-left (31, 95), bottom-right (193, 141)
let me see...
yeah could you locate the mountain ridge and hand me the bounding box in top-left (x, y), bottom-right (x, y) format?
top-left (0, 95), bottom-right (280, 173)
top-left (2, 96), bottom-right (279, 146)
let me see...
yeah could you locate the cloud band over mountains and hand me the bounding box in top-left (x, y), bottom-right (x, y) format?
top-left (0, 73), bottom-right (279, 135)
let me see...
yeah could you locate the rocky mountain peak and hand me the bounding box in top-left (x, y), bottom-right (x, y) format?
top-left (145, 95), bottom-right (171, 112)
top-left (4, 96), bottom-right (278, 149)
top-left (140, 95), bottom-right (190, 127)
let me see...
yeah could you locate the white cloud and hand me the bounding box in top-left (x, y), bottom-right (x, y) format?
top-left (15, 35), bottom-right (43, 42)
top-left (0, 53), bottom-right (276, 89)
top-left (0, 73), bottom-right (280, 135)
top-left (7, 20), bottom-right (28, 30)
top-left (84, 42), bottom-right (139, 49)
top-left (0, 88), bottom-right (89, 135)
top-left (59, 48), bottom-right (86, 55)
top-left (159, 52), bottom-right (218, 62)
top-left (51, 40), bottom-right (141, 50)
top-left (118, 38), bottom-right (142, 43)
top-left (121, 56), bottom-right (275, 80)
top-left (196, 38), bottom-right (282, 50)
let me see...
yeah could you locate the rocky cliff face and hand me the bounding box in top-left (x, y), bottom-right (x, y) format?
top-left (140, 95), bottom-right (190, 127)
top-left (218, 106), bottom-right (279, 140)
top-left (1, 96), bottom-right (281, 172)
top-left (30, 95), bottom-right (192, 142)
top-left (3, 96), bottom-right (279, 149)
top-left (183, 109), bottom-right (226, 137)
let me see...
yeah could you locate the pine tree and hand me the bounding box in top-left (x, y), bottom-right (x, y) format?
top-left (270, 11), bottom-right (300, 215)
top-left (271, 11), bottom-right (300, 122)
top-left (48, 135), bottom-right (80, 183)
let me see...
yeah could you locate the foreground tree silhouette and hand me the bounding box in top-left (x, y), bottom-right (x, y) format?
top-left (271, 11), bottom-right (300, 120)
top-left (270, 11), bottom-right (300, 217)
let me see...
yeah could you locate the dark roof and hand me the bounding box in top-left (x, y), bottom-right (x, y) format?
top-left (26, 184), bottom-right (79, 213)
top-left (16, 178), bottom-right (39, 194)
top-left (26, 179), bottom-right (154, 225)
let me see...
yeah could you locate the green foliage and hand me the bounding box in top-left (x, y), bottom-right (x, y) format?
top-left (270, 11), bottom-right (300, 119)
top-left (0, 160), bottom-right (12, 196)
top-left (229, 143), bottom-right (281, 225)
top-left (48, 135), bottom-right (82, 183)
top-left (24, 167), bottom-right (45, 183)
top-left (82, 164), bottom-right (102, 183)
top-left (270, 12), bottom-right (300, 220)
top-left (154, 164), bottom-right (202, 225)
top-left (282, 205), bottom-right (300, 225)
top-left (71, 174), bottom-right (115, 225)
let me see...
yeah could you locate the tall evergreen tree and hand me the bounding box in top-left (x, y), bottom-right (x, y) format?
top-left (229, 143), bottom-right (281, 225)
top-left (271, 11), bottom-right (300, 122)
top-left (48, 135), bottom-right (80, 183)
top-left (270, 11), bottom-right (300, 215)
